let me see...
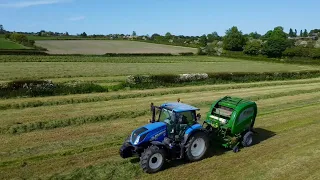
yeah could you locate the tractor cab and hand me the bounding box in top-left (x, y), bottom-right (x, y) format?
top-left (156, 102), bottom-right (201, 140)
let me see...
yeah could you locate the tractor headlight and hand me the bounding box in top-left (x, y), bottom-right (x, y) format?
top-left (134, 133), bottom-right (148, 145)
top-left (134, 136), bottom-right (140, 145)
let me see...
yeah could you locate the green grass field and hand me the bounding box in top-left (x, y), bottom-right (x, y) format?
top-left (0, 55), bottom-right (317, 80)
top-left (0, 38), bottom-right (28, 49)
top-left (35, 40), bottom-right (197, 55)
top-left (0, 78), bottom-right (320, 179)
top-left (0, 53), bottom-right (320, 179)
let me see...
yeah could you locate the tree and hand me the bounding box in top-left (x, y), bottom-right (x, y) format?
top-left (212, 31), bottom-right (221, 40)
top-left (294, 29), bottom-right (297, 37)
top-left (248, 31), bottom-right (261, 39)
top-left (207, 33), bottom-right (214, 43)
top-left (132, 31), bottom-right (137, 37)
top-left (206, 32), bottom-right (221, 42)
top-left (0, 24), bottom-right (4, 34)
top-left (300, 30), bottom-right (303, 37)
top-left (223, 26), bottom-right (246, 51)
top-left (262, 30), bottom-right (273, 40)
top-left (4, 33), bottom-right (10, 39)
top-left (303, 29), bottom-right (308, 37)
top-left (243, 40), bottom-right (262, 55)
top-left (262, 26), bottom-right (290, 58)
top-left (151, 33), bottom-right (160, 40)
top-left (165, 32), bottom-right (172, 39)
top-left (80, 32), bottom-right (87, 37)
top-left (288, 28), bottom-right (294, 37)
top-left (199, 34), bottom-right (208, 47)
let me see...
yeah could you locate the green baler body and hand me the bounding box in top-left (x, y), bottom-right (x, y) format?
top-left (204, 96), bottom-right (257, 148)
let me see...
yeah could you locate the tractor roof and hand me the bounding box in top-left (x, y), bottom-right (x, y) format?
top-left (160, 102), bottom-right (200, 112)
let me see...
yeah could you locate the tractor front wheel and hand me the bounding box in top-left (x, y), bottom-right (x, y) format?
top-left (140, 145), bottom-right (166, 174)
top-left (242, 131), bottom-right (253, 147)
top-left (185, 132), bottom-right (209, 161)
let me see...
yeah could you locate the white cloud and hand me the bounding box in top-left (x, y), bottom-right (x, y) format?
top-left (0, 0), bottom-right (72, 8)
top-left (67, 16), bottom-right (85, 21)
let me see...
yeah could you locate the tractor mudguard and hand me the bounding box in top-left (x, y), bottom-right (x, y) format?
top-left (182, 124), bottom-right (207, 145)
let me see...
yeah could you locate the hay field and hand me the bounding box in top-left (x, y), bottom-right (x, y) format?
top-left (35, 40), bottom-right (197, 54)
top-left (0, 78), bottom-right (320, 179)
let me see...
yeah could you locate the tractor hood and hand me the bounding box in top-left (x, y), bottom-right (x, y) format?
top-left (130, 122), bottom-right (167, 146)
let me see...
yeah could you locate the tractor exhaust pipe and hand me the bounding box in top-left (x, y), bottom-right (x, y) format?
top-left (150, 102), bottom-right (156, 123)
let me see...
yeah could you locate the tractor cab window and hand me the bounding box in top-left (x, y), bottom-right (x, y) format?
top-left (176, 111), bottom-right (195, 125)
top-left (158, 108), bottom-right (173, 124)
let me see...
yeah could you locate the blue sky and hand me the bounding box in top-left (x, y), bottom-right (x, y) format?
top-left (0, 0), bottom-right (319, 36)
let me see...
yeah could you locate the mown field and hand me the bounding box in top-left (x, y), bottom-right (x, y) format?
top-left (0, 38), bottom-right (28, 49)
top-left (0, 55), bottom-right (317, 80)
top-left (0, 78), bottom-right (320, 179)
top-left (0, 53), bottom-right (320, 179)
top-left (35, 40), bottom-right (197, 55)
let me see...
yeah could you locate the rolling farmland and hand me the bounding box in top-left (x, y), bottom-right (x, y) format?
top-left (0, 51), bottom-right (320, 179)
top-left (35, 40), bottom-right (198, 54)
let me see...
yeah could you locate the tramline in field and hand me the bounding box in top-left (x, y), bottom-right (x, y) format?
top-left (120, 96), bottom-right (257, 173)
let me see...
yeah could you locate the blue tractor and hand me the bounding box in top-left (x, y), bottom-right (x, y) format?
top-left (119, 102), bottom-right (209, 173)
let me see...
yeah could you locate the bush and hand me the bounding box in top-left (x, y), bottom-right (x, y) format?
top-left (124, 71), bottom-right (320, 89)
top-left (283, 47), bottom-right (311, 57)
top-left (0, 50), bottom-right (48, 55)
top-left (0, 80), bottom-right (108, 98)
top-left (283, 47), bottom-right (320, 59)
top-left (205, 44), bottom-right (224, 56)
top-left (178, 52), bottom-right (194, 56)
top-left (243, 40), bottom-right (262, 55)
top-left (4, 33), bottom-right (10, 39)
top-left (104, 53), bottom-right (173, 57)
top-left (197, 47), bottom-right (206, 55)
top-left (309, 48), bottom-right (320, 59)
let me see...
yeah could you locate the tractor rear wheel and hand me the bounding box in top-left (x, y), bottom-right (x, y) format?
top-left (242, 131), bottom-right (253, 147)
top-left (185, 132), bottom-right (209, 161)
top-left (140, 145), bottom-right (166, 174)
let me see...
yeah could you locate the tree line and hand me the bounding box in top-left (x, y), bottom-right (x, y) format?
top-left (1, 24), bottom-right (319, 58)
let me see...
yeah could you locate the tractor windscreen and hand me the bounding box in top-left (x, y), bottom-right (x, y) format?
top-left (158, 108), bottom-right (173, 123)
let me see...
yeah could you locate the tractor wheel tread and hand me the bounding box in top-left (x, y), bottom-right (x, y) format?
top-left (185, 131), bottom-right (209, 162)
top-left (140, 145), bottom-right (166, 174)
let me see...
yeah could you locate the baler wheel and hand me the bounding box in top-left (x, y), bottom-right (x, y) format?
top-left (242, 131), bottom-right (253, 147)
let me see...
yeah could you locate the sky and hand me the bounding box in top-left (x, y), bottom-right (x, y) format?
top-left (0, 0), bottom-right (319, 36)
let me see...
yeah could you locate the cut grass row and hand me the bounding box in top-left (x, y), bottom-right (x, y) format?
top-left (2, 77), bottom-right (320, 110)
top-left (2, 82), bottom-right (320, 134)
top-left (1, 94), bottom-right (319, 179)
top-left (0, 55), bottom-right (229, 63)
top-left (2, 92), bottom-right (320, 162)
top-left (0, 61), bottom-right (317, 80)
top-left (2, 94), bottom-right (319, 159)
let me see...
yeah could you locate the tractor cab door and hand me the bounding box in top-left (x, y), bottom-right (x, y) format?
top-left (173, 111), bottom-right (196, 140)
